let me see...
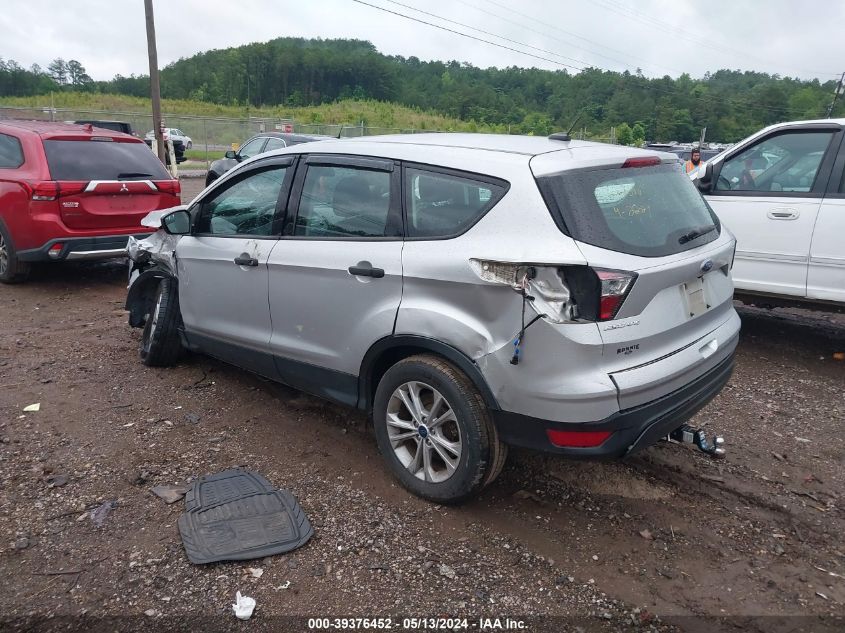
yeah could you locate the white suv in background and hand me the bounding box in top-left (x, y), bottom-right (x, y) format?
top-left (694, 119), bottom-right (845, 308)
top-left (145, 127), bottom-right (193, 149)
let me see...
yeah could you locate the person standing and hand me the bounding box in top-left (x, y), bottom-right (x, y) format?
top-left (685, 147), bottom-right (703, 174)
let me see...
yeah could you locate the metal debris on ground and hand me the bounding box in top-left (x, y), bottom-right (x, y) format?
top-left (151, 484), bottom-right (190, 504)
top-left (90, 500), bottom-right (117, 528)
top-left (178, 468), bottom-right (313, 564)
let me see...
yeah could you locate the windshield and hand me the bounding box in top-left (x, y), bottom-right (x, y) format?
top-left (537, 163), bottom-right (720, 257)
top-left (44, 139), bottom-right (171, 181)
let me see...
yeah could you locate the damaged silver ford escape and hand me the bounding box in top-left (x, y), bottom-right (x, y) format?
top-left (126, 133), bottom-right (740, 503)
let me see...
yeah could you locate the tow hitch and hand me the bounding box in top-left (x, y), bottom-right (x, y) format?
top-left (667, 424), bottom-right (725, 458)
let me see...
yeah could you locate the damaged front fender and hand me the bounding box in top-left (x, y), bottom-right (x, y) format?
top-left (125, 208), bottom-right (185, 328)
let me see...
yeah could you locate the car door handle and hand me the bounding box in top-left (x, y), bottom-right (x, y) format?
top-left (348, 261), bottom-right (385, 278)
top-left (233, 253), bottom-right (259, 267)
top-left (767, 208), bottom-right (799, 220)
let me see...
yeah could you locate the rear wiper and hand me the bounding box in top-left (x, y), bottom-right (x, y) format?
top-left (679, 225), bottom-right (717, 244)
top-left (117, 172), bottom-right (153, 180)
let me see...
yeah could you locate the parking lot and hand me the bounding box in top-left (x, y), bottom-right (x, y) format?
top-left (0, 177), bottom-right (841, 631)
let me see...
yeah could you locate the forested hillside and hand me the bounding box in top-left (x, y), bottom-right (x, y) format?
top-left (2, 38), bottom-right (842, 142)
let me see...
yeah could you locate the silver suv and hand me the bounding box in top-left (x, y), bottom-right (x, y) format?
top-left (126, 133), bottom-right (740, 503)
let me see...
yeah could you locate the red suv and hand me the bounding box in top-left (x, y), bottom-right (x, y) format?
top-left (0, 121), bottom-right (181, 283)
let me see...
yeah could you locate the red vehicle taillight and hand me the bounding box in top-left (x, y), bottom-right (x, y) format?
top-left (24, 180), bottom-right (88, 200)
top-left (154, 179), bottom-right (181, 195)
top-left (595, 269), bottom-right (637, 321)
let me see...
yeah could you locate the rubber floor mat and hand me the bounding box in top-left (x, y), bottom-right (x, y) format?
top-left (178, 469), bottom-right (313, 564)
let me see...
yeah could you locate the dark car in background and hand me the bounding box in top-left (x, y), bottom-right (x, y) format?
top-left (205, 132), bottom-right (333, 185)
top-left (0, 120), bottom-right (180, 283)
top-left (74, 120), bottom-right (137, 137)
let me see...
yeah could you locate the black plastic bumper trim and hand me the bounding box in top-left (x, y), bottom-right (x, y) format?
top-left (491, 352), bottom-right (735, 458)
top-left (17, 233), bottom-right (151, 262)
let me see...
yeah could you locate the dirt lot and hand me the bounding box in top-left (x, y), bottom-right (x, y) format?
top-left (1, 178), bottom-right (843, 632)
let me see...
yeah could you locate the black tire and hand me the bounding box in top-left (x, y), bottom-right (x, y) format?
top-left (0, 224), bottom-right (30, 284)
top-left (186, 141), bottom-right (192, 150)
top-left (140, 278), bottom-right (183, 367)
top-left (205, 172), bottom-right (217, 187)
top-left (373, 354), bottom-right (507, 504)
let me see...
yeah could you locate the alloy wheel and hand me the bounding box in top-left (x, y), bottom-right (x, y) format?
top-left (386, 381), bottom-right (462, 483)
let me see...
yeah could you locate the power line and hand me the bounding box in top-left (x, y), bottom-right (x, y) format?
top-left (590, 0), bottom-right (841, 79)
top-left (349, 0), bottom-right (582, 70)
top-left (477, 0), bottom-right (683, 76)
top-left (383, 0), bottom-right (590, 69)
top-left (351, 0), bottom-right (820, 119)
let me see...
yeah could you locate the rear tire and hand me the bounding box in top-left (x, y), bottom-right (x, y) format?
top-left (140, 278), bottom-right (183, 367)
top-left (373, 354), bottom-right (507, 504)
top-left (186, 141), bottom-right (192, 150)
top-left (0, 225), bottom-right (30, 284)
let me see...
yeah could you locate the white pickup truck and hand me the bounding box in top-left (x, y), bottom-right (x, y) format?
top-left (693, 119), bottom-right (845, 309)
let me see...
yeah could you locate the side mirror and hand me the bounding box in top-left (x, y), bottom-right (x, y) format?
top-left (696, 161), bottom-right (715, 194)
top-left (161, 209), bottom-right (191, 235)
top-left (224, 149), bottom-right (237, 159)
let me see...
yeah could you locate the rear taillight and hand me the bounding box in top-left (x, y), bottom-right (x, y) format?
top-left (154, 180), bottom-right (181, 195)
top-left (24, 181), bottom-right (88, 200)
top-left (57, 181), bottom-right (87, 196)
top-left (595, 269), bottom-right (636, 321)
top-left (470, 260), bottom-right (636, 324)
top-left (24, 181), bottom-right (58, 201)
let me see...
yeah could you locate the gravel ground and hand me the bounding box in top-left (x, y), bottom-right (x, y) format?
top-left (0, 177), bottom-right (842, 632)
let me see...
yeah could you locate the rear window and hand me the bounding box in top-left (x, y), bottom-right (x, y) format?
top-left (43, 139), bottom-right (171, 181)
top-left (0, 133), bottom-right (24, 168)
top-left (406, 168), bottom-right (507, 238)
top-left (538, 163), bottom-right (720, 257)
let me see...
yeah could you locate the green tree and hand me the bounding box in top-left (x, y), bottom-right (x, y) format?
top-left (47, 58), bottom-right (67, 85)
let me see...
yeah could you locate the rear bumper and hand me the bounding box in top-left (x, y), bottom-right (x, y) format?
top-left (491, 351), bottom-right (735, 458)
top-left (17, 234), bottom-right (151, 263)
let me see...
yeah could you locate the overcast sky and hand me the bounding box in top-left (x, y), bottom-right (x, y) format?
top-left (2, 0), bottom-right (842, 83)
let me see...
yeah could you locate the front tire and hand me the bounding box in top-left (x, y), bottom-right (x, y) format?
top-left (140, 278), bottom-right (183, 367)
top-left (186, 141), bottom-right (192, 150)
top-left (373, 354), bottom-right (507, 504)
top-left (0, 225), bottom-right (30, 284)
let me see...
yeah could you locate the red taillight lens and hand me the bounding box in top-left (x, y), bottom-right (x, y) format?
top-left (25, 180), bottom-right (59, 201)
top-left (47, 243), bottom-right (64, 259)
top-left (154, 179), bottom-right (181, 195)
top-left (621, 156), bottom-right (661, 168)
top-left (547, 429), bottom-right (612, 448)
top-left (595, 269), bottom-right (636, 321)
top-left (57, 181), bottom-right (87, 196)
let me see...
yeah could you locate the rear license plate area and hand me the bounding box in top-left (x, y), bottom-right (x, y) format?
top-left (684, 277), bottom-right (708, 318)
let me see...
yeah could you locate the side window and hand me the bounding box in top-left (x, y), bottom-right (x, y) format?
top-left (294, 165), bottom-right (391, 238)
top-left (263, 137), bottom-right (287, 152)
top-left (238, 137), bottom-right (266, 160)
top-left (196, 165), bottom-right (288, 236)
top-left (405, 168), bottom-right (505, 238)
top-left (0, 133), bottom-right (24, 169)
top-left (715, 131), bottom-right (834, 193)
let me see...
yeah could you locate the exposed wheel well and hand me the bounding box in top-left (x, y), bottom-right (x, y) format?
top-left (358, 337), bottom-right (499, 414)
top-left (125, 271), bottom-right (176, 328)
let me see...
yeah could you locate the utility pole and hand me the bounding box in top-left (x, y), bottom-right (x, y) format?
top-left (826, 72), bottom-right (845, 118)
top-left (144, 0), bottom-right (165, 163)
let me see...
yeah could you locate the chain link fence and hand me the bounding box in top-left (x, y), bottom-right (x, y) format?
top-left (0, 105), bottom-right (616, 172)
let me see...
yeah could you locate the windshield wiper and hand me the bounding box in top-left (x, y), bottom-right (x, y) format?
top-left (118, 172), bottom-right (153, 180)
top-left (679, 225), bottom-right (717, 245)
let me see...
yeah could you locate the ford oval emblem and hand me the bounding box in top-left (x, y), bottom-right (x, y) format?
top-left (700, 259), bottom-right (714, 274)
